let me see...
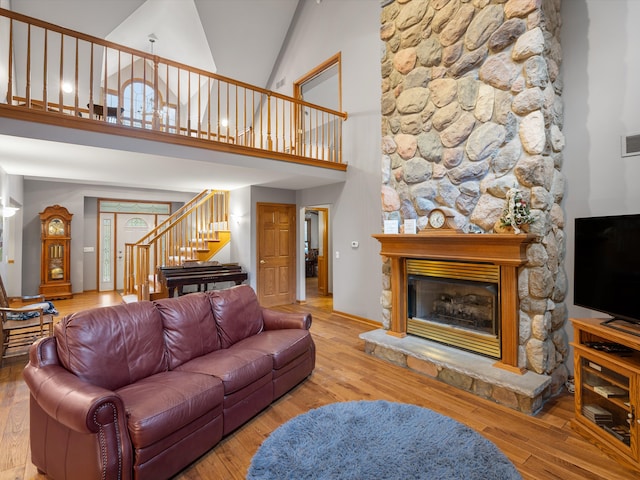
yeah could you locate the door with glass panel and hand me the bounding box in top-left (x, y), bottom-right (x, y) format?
top-left (99, 214), bottom-right (157, 291)
top-left (98, 200), bottom-right (170, 292)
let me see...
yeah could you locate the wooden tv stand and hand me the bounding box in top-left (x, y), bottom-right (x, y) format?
top-left (571, 318), bottom-right (640, 470)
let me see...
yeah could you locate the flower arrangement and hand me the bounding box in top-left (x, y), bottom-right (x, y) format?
top-left (499, 187), bottom-right (535, 234)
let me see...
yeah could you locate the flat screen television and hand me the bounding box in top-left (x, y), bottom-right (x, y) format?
top-left (574, 214), bottom-right (640, 335)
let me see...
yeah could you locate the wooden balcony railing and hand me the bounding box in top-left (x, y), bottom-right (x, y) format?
top-left (0, 8), bottom-right (347, 169)
top-left (124, 189), bottom-right (229, 300)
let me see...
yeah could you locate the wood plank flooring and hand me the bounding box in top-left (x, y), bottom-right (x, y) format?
top-left (1, 288), bottom-right (638, 479)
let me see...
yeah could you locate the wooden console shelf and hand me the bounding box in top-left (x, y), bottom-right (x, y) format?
top-left (571, 318), bottom-right (640, 470)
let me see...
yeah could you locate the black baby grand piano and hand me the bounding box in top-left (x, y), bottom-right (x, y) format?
top-left (158, 261), bottom-right (248, 297)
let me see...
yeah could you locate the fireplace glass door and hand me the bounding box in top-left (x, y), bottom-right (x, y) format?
top-left (408, 276), bottom-right (498, 335)
top-left (406, 259), bottom-right (502, 359)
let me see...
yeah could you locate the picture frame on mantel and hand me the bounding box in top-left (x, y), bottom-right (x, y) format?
top-left (383, 219), bottom-right (398, 234)
top-left (403, 219), bottom-right (417, 234)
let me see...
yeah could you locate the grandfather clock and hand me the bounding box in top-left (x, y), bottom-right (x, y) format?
top-left (39, 205), bottom-right (73, 299)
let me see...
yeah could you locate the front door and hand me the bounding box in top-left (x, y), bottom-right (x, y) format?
top-left (99, 213), bottom-right (162, 291)
top-left (257, 203), bottom-right (296, 307)
top-left (115, 214), bottom-right (158, 291)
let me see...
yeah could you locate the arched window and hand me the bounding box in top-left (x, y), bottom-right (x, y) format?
top-left (124, 217), bottom-right (150, 228)
top-left (107, 80), bottom-right (176, 130)
top-left (124, 81), bottom-right (157, 129)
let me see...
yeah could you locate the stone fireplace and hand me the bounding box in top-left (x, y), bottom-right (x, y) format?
top-left (360, 230), bottom-right (551, 414)
top-left (371, 231), bottom-right (534, 370)
top-left (362, 231), bottom-right (555, 414)
top-left (374, 1), bottom-right (568, 413)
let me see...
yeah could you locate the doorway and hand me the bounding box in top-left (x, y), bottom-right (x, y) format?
top-left (97, 200), bottom-right (170, 292)
top-left (304, 207), bottom-right (329, 301)
top-left (293, 53), bottom-right (342, 160)
top-left (293, 53), bottom-right (341, 111)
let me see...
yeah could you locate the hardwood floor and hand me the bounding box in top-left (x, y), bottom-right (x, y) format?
top-left (1, 290), bottom-right (638, 479)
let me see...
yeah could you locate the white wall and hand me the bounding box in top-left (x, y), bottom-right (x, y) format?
top-left (275, 0), bottom-right (383, 321)
top-left (229, 186), bottom-right (252, 285)
top-left (0, 167), bottom-right (23, 296)
top-left (562, 1), bottom-right (640, 334)
top-left (22, 179), bottom-right (194, 294)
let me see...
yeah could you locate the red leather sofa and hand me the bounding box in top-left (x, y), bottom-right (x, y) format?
top-left (23, 285), bottom-right (315, 480)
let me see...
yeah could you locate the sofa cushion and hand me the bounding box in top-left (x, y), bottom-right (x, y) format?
top-left (154, 293), bottom-right (220, 369)
top-left (55, 301), bottom-right (167, 391)
top-left (207, 285), bottom-right (263, 348)
top-left (233, 330), bottom-right (313, 370)
top-left (116, 370), bottom-right (224, 449)
top-left (176, 347), bottom-right (272, 395)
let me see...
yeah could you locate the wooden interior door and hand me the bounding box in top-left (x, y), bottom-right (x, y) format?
top-left (257, 203), bottom-right (296, 307)
top-left (315, 208), bottom-right (329, 296)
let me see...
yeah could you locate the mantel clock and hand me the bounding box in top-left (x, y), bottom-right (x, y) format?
top-left (39, 205), bottom-right (73, 299)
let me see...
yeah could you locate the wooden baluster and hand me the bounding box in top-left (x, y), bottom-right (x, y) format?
top-left (102, 45), bottom-right (107, 120)
top-left (6, 17), bottom-right (13, 104)
top-left (26, 24), bottom-right (31, 106)
top-left (207, 77), bottom-right (211, 140)
top-left (73, 36), bottom-right (79, 113)
top-left (116, 50), bottom-right (121, 123)
top-left (216, 78), bottom-right (220, 141)
top-left (196, 73), bottom-right (201, 136)
top-left (153, 54), bottom-right (159, 130)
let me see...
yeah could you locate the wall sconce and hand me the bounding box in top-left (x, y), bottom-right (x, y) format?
top-left (1, 206), bottom-right (19, 218)
top-left (230, 213), bottom-right (246, 225)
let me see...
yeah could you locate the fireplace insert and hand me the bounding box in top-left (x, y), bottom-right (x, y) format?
top-left (406, 259), bottom-right (501, 359)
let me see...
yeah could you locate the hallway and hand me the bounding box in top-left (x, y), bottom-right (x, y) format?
top-left (305, 276), bottom-right (332, 310)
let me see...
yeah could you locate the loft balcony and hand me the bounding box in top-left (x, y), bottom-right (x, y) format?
top-left (0, 8), bottom-right (348, 178)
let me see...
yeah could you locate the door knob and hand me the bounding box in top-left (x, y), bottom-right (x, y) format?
top-left (260, 260), bottom-right (266, 264)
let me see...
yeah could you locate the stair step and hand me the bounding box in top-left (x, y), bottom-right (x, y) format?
top-left (188, 239), bottom-right (219, 250)
top-left (193, 230), bottom-right (219, 242)
top-left (168, 255), bottom-right (196, 264)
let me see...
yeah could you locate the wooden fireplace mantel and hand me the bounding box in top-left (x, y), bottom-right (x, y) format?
top-left (372, 232), bottom-right (537, 373)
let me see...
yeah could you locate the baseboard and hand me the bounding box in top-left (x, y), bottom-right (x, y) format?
top-left (332, 310), bottom-right (381, 329)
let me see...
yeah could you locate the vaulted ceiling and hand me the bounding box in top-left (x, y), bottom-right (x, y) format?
top-left (12, 0), bottom-right (299, 90)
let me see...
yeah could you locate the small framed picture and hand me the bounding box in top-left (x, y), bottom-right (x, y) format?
top-left (404, 219), bottom-right (417, 234)
top-left (383, 219), bottom-right (398, 234)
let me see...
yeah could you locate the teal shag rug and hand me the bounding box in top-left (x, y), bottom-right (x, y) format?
top-left (247, 400), bottom-right (521, 480)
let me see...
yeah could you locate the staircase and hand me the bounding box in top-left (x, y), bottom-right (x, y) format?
top-left (123, 189), bottom-right (230, 301)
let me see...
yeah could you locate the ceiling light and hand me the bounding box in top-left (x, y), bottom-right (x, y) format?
top-left (148, 33), bottom-right (157, 54)
top-left (220, 118), bottom-right (229, 127)
top-left (62, 82), bottom-right (73, 93)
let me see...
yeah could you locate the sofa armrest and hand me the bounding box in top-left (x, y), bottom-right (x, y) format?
top-left (262, 308), bottom-right (312, 330)
top-left (23, 337), bottom-right (125, 435)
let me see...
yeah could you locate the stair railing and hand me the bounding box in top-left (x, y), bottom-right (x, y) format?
top-left (124, 189), bottom-right (228, 300)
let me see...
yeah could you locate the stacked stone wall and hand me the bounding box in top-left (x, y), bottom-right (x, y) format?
top-left (380, 0), bottom-right (568, 392)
